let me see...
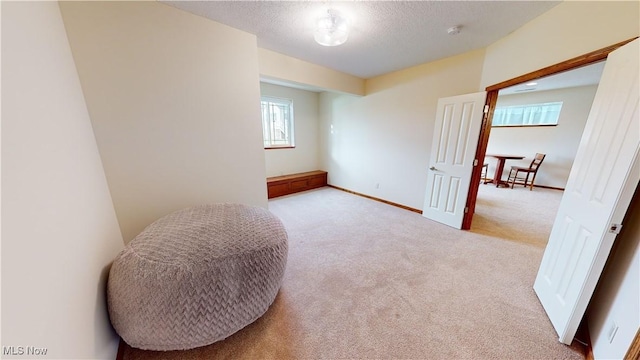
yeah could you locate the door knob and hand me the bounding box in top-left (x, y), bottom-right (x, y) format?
top-left (429, 166), bottom-right (440, 171)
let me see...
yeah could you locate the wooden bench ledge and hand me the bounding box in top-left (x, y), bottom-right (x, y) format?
top-left (267, 171), bottom-right (327, 199)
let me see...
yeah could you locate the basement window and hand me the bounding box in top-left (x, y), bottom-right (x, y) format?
top-left (492, 101), bottom-right (563, 127)
top-left (261, 96), bottom-right (295, 149)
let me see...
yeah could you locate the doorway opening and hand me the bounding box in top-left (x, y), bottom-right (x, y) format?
top-left (464, 37), bottom-right (639, 353)
top-left (462, 37), bottom-right (636, 230)
top-left (470, 61), bottom-right (605, 246)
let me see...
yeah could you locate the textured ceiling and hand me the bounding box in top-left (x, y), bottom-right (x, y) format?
top-left (162, 1), bottom-right (561, 79)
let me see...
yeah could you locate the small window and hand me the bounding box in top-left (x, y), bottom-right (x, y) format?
top-left (492, 101), bottom-right (563, 127)
top-left (261, 96), bottom-right (295, 148)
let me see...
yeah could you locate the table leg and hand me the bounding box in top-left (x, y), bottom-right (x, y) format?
top-left (493, 158), bottom-right (506, 187)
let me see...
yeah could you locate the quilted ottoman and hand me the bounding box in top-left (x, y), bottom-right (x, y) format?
top-left (107, 204), bottom-right (288, 351)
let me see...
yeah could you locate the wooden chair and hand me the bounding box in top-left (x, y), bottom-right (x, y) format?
top-left (481, 163), bottom-right (489, 184)
top-left (507, 153), bottom-right (546, 190)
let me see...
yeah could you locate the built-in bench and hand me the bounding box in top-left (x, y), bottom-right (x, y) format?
top-left (266, 170), bottom-right (328, 199)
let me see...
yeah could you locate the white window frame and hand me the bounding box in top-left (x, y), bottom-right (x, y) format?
top-left (261, 96), bottom-right (295, 148)
top-left (492, 101), bottom-right (563, 127)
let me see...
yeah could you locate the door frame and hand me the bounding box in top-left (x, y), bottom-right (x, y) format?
top-left (462, 36), bottom-right (638, 230)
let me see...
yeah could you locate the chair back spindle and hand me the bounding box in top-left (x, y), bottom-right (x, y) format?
top-left (530, 153), bottom-right (546, 170)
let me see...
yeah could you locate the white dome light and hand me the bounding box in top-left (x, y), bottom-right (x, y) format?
top-left (315, 9), bottom-right (349, 47)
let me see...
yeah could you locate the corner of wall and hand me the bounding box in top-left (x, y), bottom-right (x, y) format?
top-left (60, 1), bottom-right (268, 241)
top-left (3, 1), bottom-right (125, 358)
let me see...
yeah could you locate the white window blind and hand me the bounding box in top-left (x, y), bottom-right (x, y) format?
top-left (492, 101), bottom-right (563, 127)
top-left (261, 97), bottom-right (294, 148)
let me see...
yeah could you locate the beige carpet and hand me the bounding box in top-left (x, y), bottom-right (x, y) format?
top-left (471, 183), bottom-right (565, 246)
top-left (121, 185), bottom-right (585, 360)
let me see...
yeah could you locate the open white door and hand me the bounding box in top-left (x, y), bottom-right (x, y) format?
top-left (422, 92), bottom-right (486, 229)
top-left (534, 39), bottom-right (639, 345)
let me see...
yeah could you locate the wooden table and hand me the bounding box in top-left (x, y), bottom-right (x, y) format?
top-left (485, 154), bottom-right (525, 187)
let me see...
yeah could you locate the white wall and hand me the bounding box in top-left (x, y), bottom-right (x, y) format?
top-left (2, 2), bottom-right (124, 358)
top-left (588, 188), bottom-right (640, 360)
top-left (261, 83), bottom-right (321, 177)
top-left (486, 85), bottom-right (598, 189)
top-left (59, 1), bottom-right (268, 242)
top-left (319, 49), bottom-right (486, 210)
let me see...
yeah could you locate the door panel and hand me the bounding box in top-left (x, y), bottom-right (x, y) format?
top-left (423, 92), bottom-right (486, 228)
top-left (534, 39), bottom-right (639, 344)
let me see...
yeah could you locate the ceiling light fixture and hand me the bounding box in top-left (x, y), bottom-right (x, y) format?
top-left (314, 9), bottom-right (349, 47)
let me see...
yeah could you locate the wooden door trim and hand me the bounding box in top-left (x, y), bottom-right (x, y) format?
top-left (624, 328), bottom-right (640, 360)
top-left (461, 36), bottom-right (638, 230)
top-left (486, 38), bottom-right (637, 92)
top-left (464, 90), bottom-right (498, 226)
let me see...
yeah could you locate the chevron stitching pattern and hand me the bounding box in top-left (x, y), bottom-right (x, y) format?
top-left (107, 204), bottom-right (288, 351)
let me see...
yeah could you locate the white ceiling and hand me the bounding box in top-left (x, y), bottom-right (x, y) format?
top-left (162, 1), bottom-right (561, 79)
top-left (500, 61), bottom-right (605, 95)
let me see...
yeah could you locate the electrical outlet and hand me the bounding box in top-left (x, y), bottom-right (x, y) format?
top-left (607, 321), bottom-right (619, 343)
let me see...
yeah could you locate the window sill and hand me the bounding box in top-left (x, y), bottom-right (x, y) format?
top-left (265, 146), bottom-right (296, 150)
top-left (492, 124), bottom-right (558, 128)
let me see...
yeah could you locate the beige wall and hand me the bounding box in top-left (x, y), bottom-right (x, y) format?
top-left (259, 48), bottom-right (365, 96)
top-left (319, 49), bottom-right (486, 210)
top-left (2, 2), bottom-right (124, 358)
top-left (261, 83), bottom-right (321, 177)
top-left (60, 1), bottom-right (268, 242)
top-left (487, 85), bottom-right (598, 189)
top-left (481, 1), bottom-right (639, 88)
top-left (588, 187), bottom-right (640, 360)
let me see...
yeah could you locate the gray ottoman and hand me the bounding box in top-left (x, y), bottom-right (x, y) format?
top-left (107, 204), bottom-right (288, 351)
